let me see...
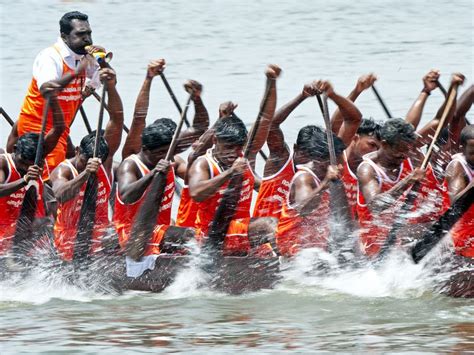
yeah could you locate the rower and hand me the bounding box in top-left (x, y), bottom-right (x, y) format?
top-left (275, 125), bottom-right (346, 257)
top-left (445, 125), bottom-right (474, 258)
top-left (50, 68), bottom-right (123, 261)
top-left (330, 74), bottom-right (382, 219)
top-left (0, 93), bottom-right (65, 255)
top-left (254, 79), bottom-right (361, 219)
top-left (188, 65), bottom-right (281, 256)
top-left (176, 101), bottom-right (239, 229)
top-left (10, 11), bottom-right (106, 178)
top-left (114, 59), bottom-right (208, 259)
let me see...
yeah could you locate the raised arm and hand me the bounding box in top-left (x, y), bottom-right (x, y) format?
top-left (247, 65), bottom-right (281, 162)
top-left (331, 73), bottom-right (377, 134)
top-left (317, 80), bottom-right (362, 147)
top-left (122, 59), bottom-right (165, 160)
top-left (100, 68), bottom-right (124, 170)
top-left (265, 82), bottom-right (315, 176)
top-left (43, 94), bottom-right (66, 156)
top-left (416, 73), bottom-right (464, 147)
top-left (173, 80), bottom-right (210, 154)
top-left (450, 84), bottom-right (473, 151)
top-left (405, 70), bottom-right (440, 130)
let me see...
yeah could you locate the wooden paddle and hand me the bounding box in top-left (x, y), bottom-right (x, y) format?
top-left (371, 85), bottom-right (392, 118)
top-left (0, 107), bottom-right (15, 126)
top-left (90, 89), bottom-right (129, 133)
top-left (317, 93), bottom-right (354, 252)
top-left (160, 72), bottom-right (191, 128)
top-left (12, 98), bottom-right (50, 254)
top-left (410, 184), bottom-right (473, 263)
top-left (205, 79), bottom-right (273, 255)
top-left (126, 93), bottom-right (193, 261)
top-left (73, 81), bottom-right (108, 263)
top-left (377, 83), bottom-right (460, 260)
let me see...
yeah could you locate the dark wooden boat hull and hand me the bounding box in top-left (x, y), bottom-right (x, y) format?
top-left (110, 255), bottom-right (281, 294)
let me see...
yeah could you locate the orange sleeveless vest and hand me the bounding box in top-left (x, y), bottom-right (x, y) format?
top-left (448, 154), bottom-right (474, 258)
top-left (409, 163), bottom-right (450, 224)
top-left (113, 154), bottom-right (175, 251)
top-left (175, 185), bottom-right (198, 228)
top-left (341, 150), bottom-right (359, 220)
top-left (253, 153), bottom-right (295, 218)
top-left (276, 166), bottom-right (330, 257)
top-left (194, 148), bottom-right (255, 240)
top-left (357, 157), bottom-right (413, 257)
top-left (53, 160), bottom-right (112, 261)
top-left (17, 45), bottom-right (85, 177)
top-left (0, 154), bottom-right (45, 255)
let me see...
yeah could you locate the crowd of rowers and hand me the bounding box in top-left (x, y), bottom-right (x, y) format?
top-left (0, 13), bottom-right (473, 276)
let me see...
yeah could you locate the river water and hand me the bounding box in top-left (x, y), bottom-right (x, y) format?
top-left (1, 0), bottom-right (473, 353)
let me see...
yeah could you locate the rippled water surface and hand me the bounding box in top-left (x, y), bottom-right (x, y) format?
top-left (1, 0), bottom-right (473, 353)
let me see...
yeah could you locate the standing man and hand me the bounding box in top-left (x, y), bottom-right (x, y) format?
top-left (11, 11), bottom-right (104, 177)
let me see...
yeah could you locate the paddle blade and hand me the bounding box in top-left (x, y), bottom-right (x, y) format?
top-left (13, 185), bottom-right (39, 253)
top-left (73, 175), bottom-right (98, 263)
top-left (411, 186), bottom-right (474, 263)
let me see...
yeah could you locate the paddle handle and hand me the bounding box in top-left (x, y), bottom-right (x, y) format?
top-left (421, 84), bottom-right (458, 169)
top-left (79, 106), bottom-right (92, 134)
top-left (372, 85), bottom-right (392, 118)
top-left (160, 73), bottom-right (191, 128)
top-left (165, 93), bottom-right (193, 161)
top-left (319, 94), bottom-right (337, 165)
top-left (243, 78), bottom-right (272, 159)
top-left (0, 107), bottom-right (15, 126)
top-left (93, 81), bottom-right (108, 158)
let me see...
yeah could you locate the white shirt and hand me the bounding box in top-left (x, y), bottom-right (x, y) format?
top-left (32, 37), bottom-right (100, 89)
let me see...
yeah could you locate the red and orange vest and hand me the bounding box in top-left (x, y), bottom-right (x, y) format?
top-left (113, 154), bottom-right (175, 253)
top-left (53, 160), bottom-right (112, 261)
top-left (253, 153), bottom-right (295, 219)
top-left (0, 153), bottom-right (45, 255)
top-left (276, 166), bottom-right (330, 257)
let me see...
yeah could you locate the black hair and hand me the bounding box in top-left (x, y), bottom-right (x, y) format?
top-left (60, 11), bottom-right (89, 35)
top-left (296, 125), bottom-right (346, 160)
top-left (141, 118), bottom-right (176, 150)
top-left (214, 114), bottom-right (248, 146)
top-left (357, 118), bottom-right (382, 140)
top-left (380, 118), bottom-right (416, 146)
top-left (460, 124), bottom-right (474, 146)
top-left (79, 130), bottom-right (109, 161)
top-left (15, 133), bottom-right (39, 162)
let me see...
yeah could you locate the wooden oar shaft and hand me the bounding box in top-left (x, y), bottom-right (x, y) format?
top-left (91, 89), bottom-right (130, 133)
top-left (165, 93), bottom-right (193, 161)
top-left (160, 73), bottom-right (191, 128)
top-left (372, 85), bottom-right (392, 118)
top-left (93, 82), bottom-right (108, 158)
top-left (79, 106), bottom-right (92, 134)
top-left (0, 107), bottom-right (15, 126)
top-left (321, 94), bottom-right (337, 165)
top-left (421, 84), bottom-right (458, 169)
